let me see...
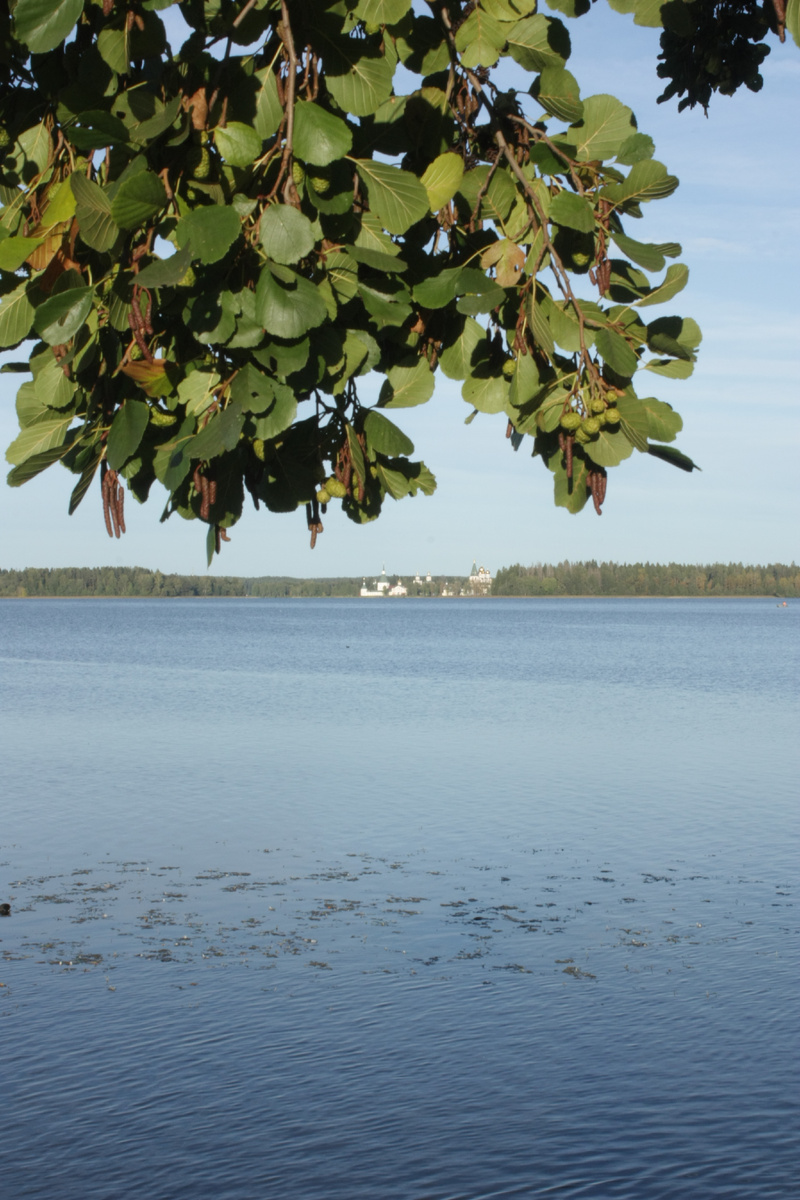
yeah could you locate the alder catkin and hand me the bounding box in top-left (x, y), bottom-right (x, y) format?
top-left (102, 474), bottom-right (113, 538)
top-left (199, 475), bottom-right (210, 521)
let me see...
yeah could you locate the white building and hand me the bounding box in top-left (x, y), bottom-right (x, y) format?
top-left (360, 567), bottom-right (406, 597)
top-left (468, 560), bottom-right (492, 595)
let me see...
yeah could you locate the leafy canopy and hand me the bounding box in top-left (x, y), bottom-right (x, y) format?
top-left (1, 0), bottom-right (796, 560)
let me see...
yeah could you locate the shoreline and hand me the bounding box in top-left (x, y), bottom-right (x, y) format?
top-left (1, 593), bottom-right (791, 602)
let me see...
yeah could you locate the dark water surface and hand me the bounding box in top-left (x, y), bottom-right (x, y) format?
top-left (1, 598), bottom-right (797, 1199)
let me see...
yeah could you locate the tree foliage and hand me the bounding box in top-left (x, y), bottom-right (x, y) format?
top-left (1, 0), bottom-right (796, 560)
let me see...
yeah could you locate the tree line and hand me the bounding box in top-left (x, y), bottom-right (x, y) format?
top-left (493, 561), bottom-right (799, 597)
top-left (1, 563), bottom-right (797, 599)
top-left (0, 567), bottom-right (369, 598)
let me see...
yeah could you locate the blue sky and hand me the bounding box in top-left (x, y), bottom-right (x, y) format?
top-left (1, 4), bottom-right (798, 577)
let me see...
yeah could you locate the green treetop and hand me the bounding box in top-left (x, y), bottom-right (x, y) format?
top-left (1, 0), bottom-right (796, 561)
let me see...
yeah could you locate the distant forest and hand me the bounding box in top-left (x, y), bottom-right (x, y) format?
top-left (0, 562), bottom-right (797, 599)
top-left (493, 561), bottom-right (799, 597)
top-left (0, 567), bottom-right (375, 598)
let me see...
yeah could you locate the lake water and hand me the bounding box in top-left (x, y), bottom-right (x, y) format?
top-left (1, 597), bottom-right (797, 1199)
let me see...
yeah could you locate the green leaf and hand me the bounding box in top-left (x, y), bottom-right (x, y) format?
top-left (647, 443), bottom-right (700, 472)
top-left (189, 290), bottom-right (237, 346)
top-left (259, 205), bottom-right (316, 265)
top-left (507, 15), bottom-right (570, 72)
top-left (0, 281), bottom-right (35, 350)
top-left (153, 417), bottom-right (194, 490)
top-left (643, 357), bottom-right (694, 379)
top-left (346, 421), bottom-right (367, 484)
top-left (348, 245), bottom-right (407, 273)
top-left (543, 0), bottom-right (591, 15)
top-left (230, 363), bottom-right (275, 414)
top-left (646, 331), bottom-right (692, 360)
top-left (377, 462), bottom-right (413, 499)
top-left (378, 358), bottom-right (435, 408)
top-left (646, 313), bottom-right (701, 352)
top-left (33, 287), bottom-right (94, 346)
top-left (40, 178), bottom-right (77, 228)
top-left (255, 267), bottom-right (328, 339)
top-left (595, 327), bottom-right (638, 376)
top-left (70, 173), bottom-right (120, 253)
top-left (616, 132), bottom-right (655, 165)
top-left (187, 405), bottom-right (245, 461)
top-left (255, 336), bottom-right (310, 377)
top-left (97, 25), bottom-right (129, 74)
top-left (412, 265), bottom-right (465, 309)
top-left (584, 426), bottom-right (634, 468)
top-left (363, 410), bottom-right (414, 456)
top-left (67, 111), bottom-right (131, 151)
top-left (5, 124), bottom-right (52, 184)
top-left (377, 458), bottom-right (436, 499)
top-left (252, 385), bottom-right (297, 441)
top-left (16, 379), bottom-right (46, 428)
top-left (420, 154), bottom-right (464, 212)
top-left (323, 41), bottom-right (395, 117)
top-left (552, 453), bottom-right (590, 513)
top-left (614, 390), bottom-right (650, 449)
top-left (457, 164), bottom-right (517, 222)
top-left (601, 159), bottom-right (679, 206)
top-left (354, 0), bottom-right (412, 24)
top-left (635, 263), bottom-right (689, 308)
top-left (110, 172), bottom-right (167, 229)
top-left (549, 300), bottom-right (587, 353)
top-left (135, 245), bottom-right (194, 286)
top-left (214, 122), bottom-right (262, 169)
top-left (293, 102), bottom-right (353, 167)
top-left (13, 0), bottom-right (83, 54)
top-left (358, 282), bottom-right (412, 327)
top-left (455, 8), bottom-right (508, 68)
top-left (787, 0), bottom-right (800, 49)
top-left (253, 68), bottom-right (283, 140)
top-left (549, 190), bottom-right (595, 233)
top-left (638, 396), bottom-right (683, 442)
top-left (439, 318), bottom-right (484, 381)
top-left (68, 446), bottom-right (103, 515)
top-left (532, 66), bottom-right (583, 122)
top-left (529, 285), bottom-right (555, 360)
top-left (462, 372), bottom-right (509, 414)
top-left (176, 205), bottom-right (241, 265)
top-left (0, 236), bottom-right (44, 271)
top-left (131, 97), bottom-right (183, 146)
top-left (107, 400), bottom-right (150, 469)
top-left (178, 369), bottom-right (221, 417)
top-left (227, 288), bottom-right (264, 349)
top-left (508, 352), bottom-right (540, 408)
top-left (606, 0), bottom-right (666, 28)
top-left (569, 95), bottom-right (636, 162)
top-left (354, 160), bottom-right (429, 234)
top-left (611, 232), bottom-right (681, 272)
top-left (32, 353), bottom-right (75, 410)
top-left (6, 413), bottom-right (74, 465)
top-left (456, 278), bottom-right (506, 316)
top-left (7, 443), bottom-right (73, 487)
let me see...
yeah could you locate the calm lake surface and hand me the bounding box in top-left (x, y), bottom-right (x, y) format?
top-left (1, 597), bottom-right (798, 1199)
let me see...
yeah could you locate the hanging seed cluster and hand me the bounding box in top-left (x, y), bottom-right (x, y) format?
top-left (100, 463), bottom-right (125, 539)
